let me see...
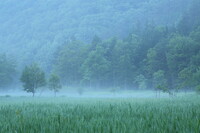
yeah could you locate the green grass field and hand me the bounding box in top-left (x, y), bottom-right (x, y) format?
top-left (0, 95), bottom-right (200, 133)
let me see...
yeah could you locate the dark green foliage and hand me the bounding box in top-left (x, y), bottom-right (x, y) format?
top-left (195, 85), bottom-right (200, 94)
top-left (167, 34), bottom-right (195, 74)
top-left (20, 64), bottom-right (46, 96)
top-left (178, 67), bottom-right (195, 89)
top-left (54, 40), bottom-right (88, 86)
top-left (81, 46), bottom-right (110, 88)
top-left (177, 0), bottom-right (200, 35)
top-left (153, 70), bottom-right (167, 89)
top-left (0, 54), bottom-right (16, 88)
top-left (134, 74), bottom-right (147, 90)
top-left (48, 73), bottom-right (62, 96)
top-left (156, 85), bottom-right (172, 96)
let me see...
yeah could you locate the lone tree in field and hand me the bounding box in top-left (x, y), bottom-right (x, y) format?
top-left (48, 73), bottom-right (62, 97)
top-left (20, 63), bottom-right (46, 97)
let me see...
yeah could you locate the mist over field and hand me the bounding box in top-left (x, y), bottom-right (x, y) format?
top-left (0, 89), bottom-right (177, 98)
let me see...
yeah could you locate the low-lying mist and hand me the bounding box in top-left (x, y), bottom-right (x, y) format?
top-left (0, 87), bottom-right (192, 98)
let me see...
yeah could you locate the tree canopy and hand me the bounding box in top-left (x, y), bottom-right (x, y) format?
top-left (20, 64), bottom-right (46, 96)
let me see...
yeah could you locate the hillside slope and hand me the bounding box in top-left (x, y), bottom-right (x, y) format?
top-left (0, 0), bottom-right (191, 69)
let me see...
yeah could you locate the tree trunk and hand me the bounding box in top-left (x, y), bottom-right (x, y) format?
top-left (185, 89), bottom-right (187, 95)
top-left (89, 80), bottom-right (91, 89)
top-left (156, 90), bottom-right (158, 98)
top-left (124, 80), bottom-right (127, 89)
top-left (32, 88), bottom-right (35, 97)
top-left (112, 70), bottom-right (116, 87)
top-left (54, 91), bottom-right (57, 97)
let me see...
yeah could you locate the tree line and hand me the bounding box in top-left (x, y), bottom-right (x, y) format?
top-left (53, 0), bottom-right (200, 93)
top-left (0, 0), bottom-right (200, 95)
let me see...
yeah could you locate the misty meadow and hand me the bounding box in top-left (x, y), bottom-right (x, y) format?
top-left (0, 0), bottom-right (200, 132)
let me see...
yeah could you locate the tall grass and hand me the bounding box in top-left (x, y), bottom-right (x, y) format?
top-left (0, 96), bottom-right (199, 133)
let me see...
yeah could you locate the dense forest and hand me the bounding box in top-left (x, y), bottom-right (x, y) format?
top-left (0, 0), bottom-right (191, 69)
top-left (0, 0), bottom-right (200, 92)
